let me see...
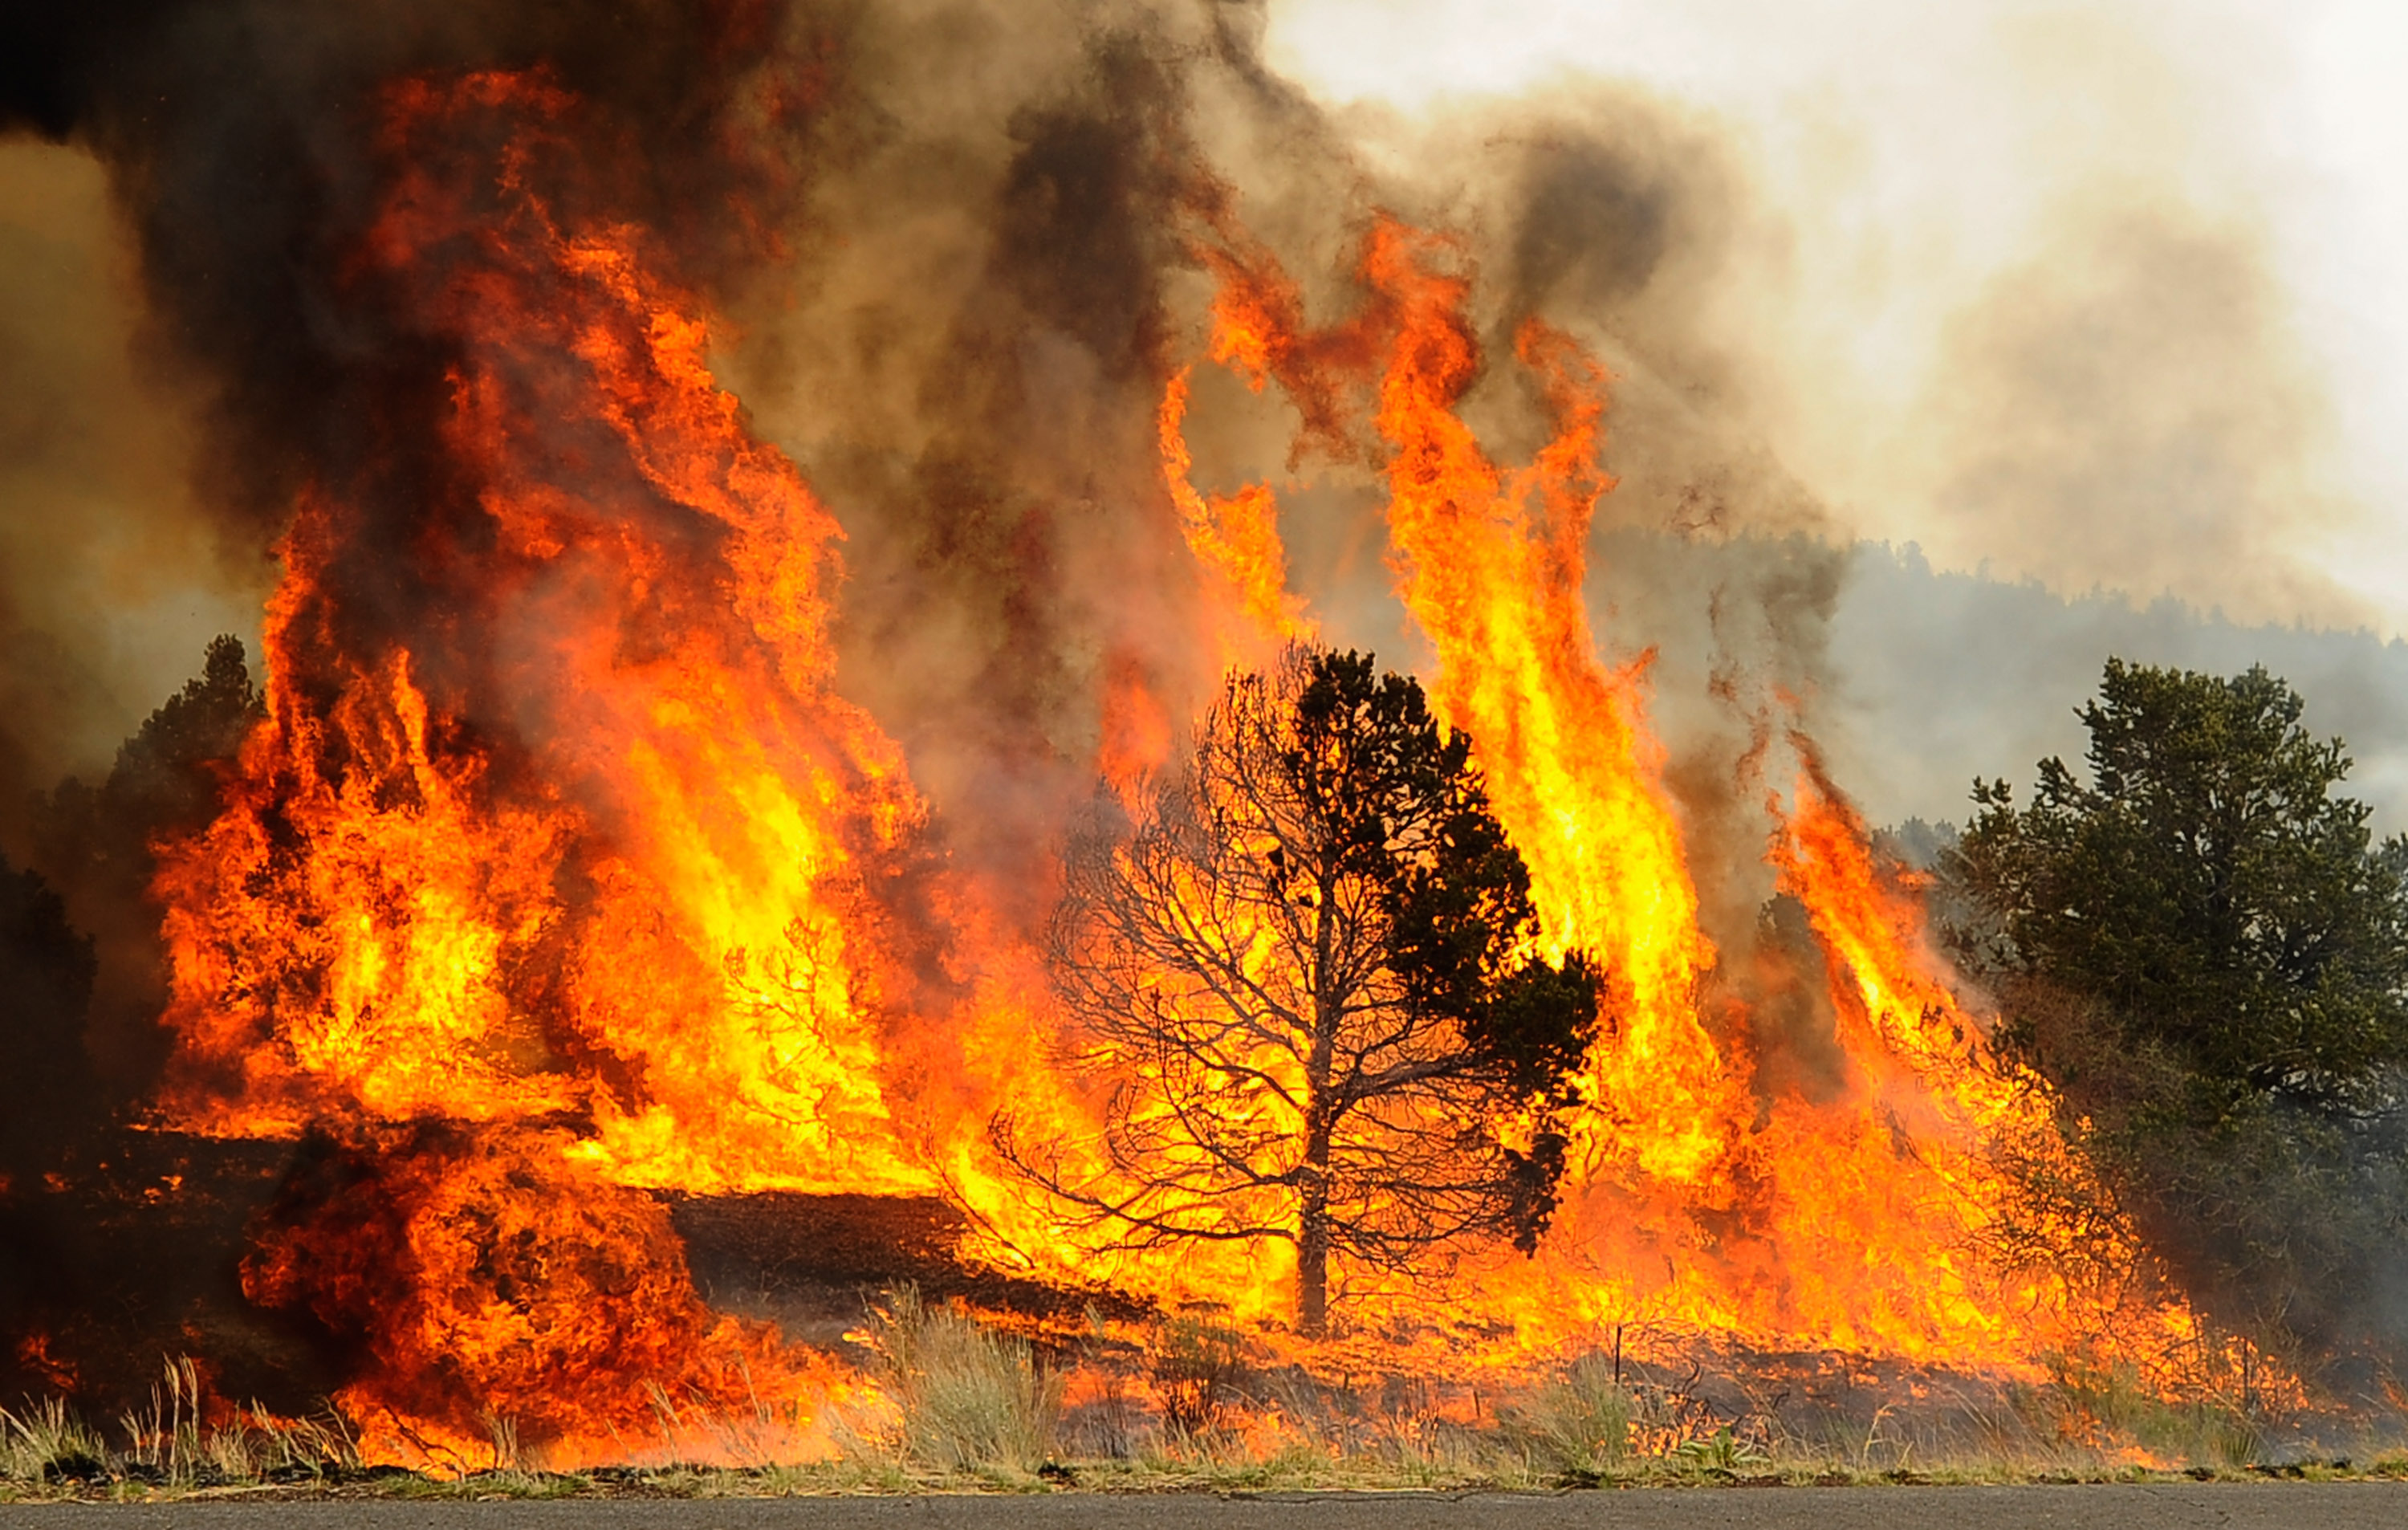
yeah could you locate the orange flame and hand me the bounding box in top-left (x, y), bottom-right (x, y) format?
top-left (147, 67), bottom-right (2218, 1450)
top-left (1156, 367), bottom-right (1315, 664)
top-left (1358, 221), bottom-right (1735, 1186)
top-left (1160, 212), bottom-right (2201, 1370)
top-left (244, 1124), bottom-right (866, 1468)
top-left (153, 71), bottom-right (947, 1448)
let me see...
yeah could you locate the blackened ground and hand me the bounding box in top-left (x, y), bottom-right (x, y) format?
top-left (665, 1189), bottom-right (1151, 1347)
top-left (0, 1130), bottom-right (329, 1415)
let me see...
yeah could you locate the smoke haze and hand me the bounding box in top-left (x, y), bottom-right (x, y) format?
top-left (0, 142), bottom-right (258, 808)
top-left (3, 0), bottom-right (2402, 886)
top-left (1271, 0), bottom-right (2402, 626)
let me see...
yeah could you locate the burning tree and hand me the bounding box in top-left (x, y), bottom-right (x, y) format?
top-left (999, 646), bottom-right (1602, 1335)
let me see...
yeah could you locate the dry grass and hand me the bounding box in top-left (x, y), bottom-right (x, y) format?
top-left (4, 1329), bottom-right (2406, 1499)
top-left (846, 1286), bottom-right (1065, 1476)
top-left (2, 1397), bottom-right (106, 1484)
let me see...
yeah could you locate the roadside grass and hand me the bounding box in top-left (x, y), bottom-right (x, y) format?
top-left (844, 1284), bottom-right (1065, 1475)
top-left (7, 1307), bottom-right (2406, 1501)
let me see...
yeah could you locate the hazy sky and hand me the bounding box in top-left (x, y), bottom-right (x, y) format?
top-left (6, 0), bottom-right (2407, 791)
top-left (1270, 0), bottom-right (2408, 633)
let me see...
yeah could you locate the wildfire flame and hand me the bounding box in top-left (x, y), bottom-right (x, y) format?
top-left (144, 68), bottom-right (2211, 1459)
top-left (1149, 213), bottom-right (2196, 1369)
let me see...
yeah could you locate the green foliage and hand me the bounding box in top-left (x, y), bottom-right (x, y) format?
top-left (1671, 1426), bottom-right (1771, 1479)
top-left (1946, 660), bottom-right (2408, 1349)
top-left (1951, 659), bottom-right (2408, 1121)
top-left (1005, 645), bottom-right (1604, 1333)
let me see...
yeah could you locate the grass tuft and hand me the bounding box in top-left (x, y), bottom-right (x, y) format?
top-left (1502, 1353), bottom-right (1636, 1480)
top-left (857, 1285), bottom-right (1064, 1475)
top-left (2, 1398), bottom-right (106, 1484)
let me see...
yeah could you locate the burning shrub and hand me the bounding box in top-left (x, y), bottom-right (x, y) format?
top-left (242, 1122), bottom-right (799, 1462)
top-left (998, 645), bottom-right (1603, 1336)
top-left (1149, 1316), bottom-right (1248, 1438)
top-left (2028, 1349), bottom-right (2264, 1468)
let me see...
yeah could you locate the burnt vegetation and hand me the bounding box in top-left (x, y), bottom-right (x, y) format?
top-left (997, 646), bottom-right (1604, 1336)
top-left (26, 634), bottom-right (262, 1106)
top-left (0, 633), bottom-right (261, 1158)
top-left (0, 637), bottom-right (298, 1415)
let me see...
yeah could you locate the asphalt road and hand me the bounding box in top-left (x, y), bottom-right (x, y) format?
top-left (2, 1487), bottom-right (2405, 1530)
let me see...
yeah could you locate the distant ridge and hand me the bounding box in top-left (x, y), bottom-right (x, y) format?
top-left (1589, 531), bottom-right (2408, 835)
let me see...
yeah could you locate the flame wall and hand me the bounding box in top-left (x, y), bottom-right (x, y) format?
top-left (0, 0), bottom-right (2213, 1459)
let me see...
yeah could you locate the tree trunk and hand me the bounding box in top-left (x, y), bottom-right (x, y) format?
top-left (1298, 859), bottom-right (1337, 1337)
top-left (1297, 1165), bottom-right (1330, 1337)
top-left (1299, 1000), bottom-right (1336, 1336)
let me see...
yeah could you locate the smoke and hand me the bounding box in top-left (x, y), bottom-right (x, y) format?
top-left (1899, 196), bottom-right (2361, 625)
top-left (715, 3), bottom-right (1235, 901)
top-left (0, 142), bottom-right (260, 814)
top-left (6, 0), bottom-right (2389, 820)
top-left (0, 7), bottom-right (811, 850)
top-left (1267, 0), bottom-right (2391, 624)
top-left (9, 0), bottom-right (2408, 1394)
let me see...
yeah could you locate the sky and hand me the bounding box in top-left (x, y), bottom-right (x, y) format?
top-left (1267, 0), bottom-right (2408, 633)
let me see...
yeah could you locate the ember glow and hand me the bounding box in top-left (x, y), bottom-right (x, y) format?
top-left (2, 3), bottom-right (2256, 1472)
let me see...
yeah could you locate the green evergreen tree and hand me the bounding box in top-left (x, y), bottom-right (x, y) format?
top-left (1947, 660), bottom-right (2408, 1349)
top-left (1951, 659), bottom-right (2408, 1122)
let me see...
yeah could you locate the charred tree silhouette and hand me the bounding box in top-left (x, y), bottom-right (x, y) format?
top-left (0, 852), bottom-right (98, 1177)
top-left (999, 647), bottom-right (1602, 1335)
top-left (28, 633), bottom-right (262, 1101)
